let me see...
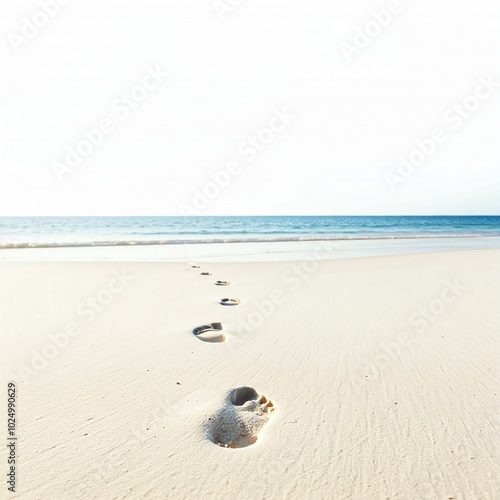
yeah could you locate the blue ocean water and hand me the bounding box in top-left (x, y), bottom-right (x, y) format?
top-left (0, 216), bottom-right (499, 248)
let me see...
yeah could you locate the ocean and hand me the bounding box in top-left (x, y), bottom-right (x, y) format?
top-left (1, 216), bottom-right (500, 248)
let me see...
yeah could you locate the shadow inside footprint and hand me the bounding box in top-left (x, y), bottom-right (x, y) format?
top-left (220, 298), bottom-right (241, 306)
top-left (230, 387), bottom-right (259, 406)
top-left (193, 323), bottom-right (225, 343)
top-left (206, 387), bottom-right (275, 448)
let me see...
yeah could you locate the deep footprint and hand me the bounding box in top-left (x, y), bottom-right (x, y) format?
top-left (206, 387), bottom-right (275, 448)
top-left (215, 281), bottom-right (231, 286)
top-left (193, 323), bottom-right (225, 343)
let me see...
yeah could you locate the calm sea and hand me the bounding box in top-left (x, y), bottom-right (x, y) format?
top-left (0, 216), bottom-right (499, 248)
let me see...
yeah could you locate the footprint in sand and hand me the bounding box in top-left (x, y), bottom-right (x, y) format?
top-left (220, 298), bottom-right (241, 306)
top-left (193, 322), bottom-right (225, 343)
top-left (191, 265), bottom-right (201, 269)
top-left (200, 272), bottom-right (212, 276)
top-left (206, 387), bottom-right (275, 448)
top-left (215, 281), bottom-right (231, 286)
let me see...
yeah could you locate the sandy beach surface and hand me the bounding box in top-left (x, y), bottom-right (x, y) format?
top-left (1, 247), bottom-right (499, 499)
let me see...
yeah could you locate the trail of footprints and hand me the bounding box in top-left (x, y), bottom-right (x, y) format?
top-left (188, 264), bottom-right (275, 448)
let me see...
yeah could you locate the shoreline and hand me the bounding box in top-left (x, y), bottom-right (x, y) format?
top-left (0, 235), bottom-right (499, 262)
top-left (2, 232), bottom-right (500, 249)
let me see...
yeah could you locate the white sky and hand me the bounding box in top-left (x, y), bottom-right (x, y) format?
top-left (0, 0), bottom-right (499, 216)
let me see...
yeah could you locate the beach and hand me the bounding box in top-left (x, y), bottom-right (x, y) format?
top-left (2, 0), bottom-right (499, 492)
top-left (1, 245), bottom-right (499, 499)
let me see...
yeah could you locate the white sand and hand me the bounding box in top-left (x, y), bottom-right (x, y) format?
top-left (1, 248), bottom-right (499, 498)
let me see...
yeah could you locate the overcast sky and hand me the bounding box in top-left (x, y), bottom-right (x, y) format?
top-left (0, 0), bottom-right (499, 216)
